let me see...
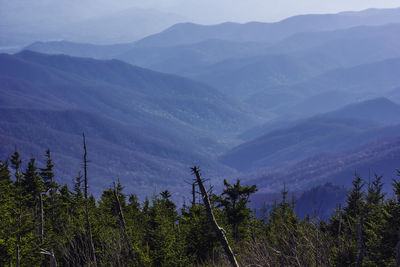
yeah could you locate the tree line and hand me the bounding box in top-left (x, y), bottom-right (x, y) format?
top-left (1, 148), bottom-right (400, 266)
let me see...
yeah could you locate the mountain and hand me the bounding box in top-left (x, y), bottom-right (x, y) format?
top-left (220, 117), bottom-right (383, 171)
top-left (0, 108), bottom-right (236, 198)
top-left (24, 41), bottom-right (136, 60)
top-left (220, 98), bottom-right (400, 172)
top-left (249, 183), bottom-right (348, 220)
top-left (0, 6), bottom-right (185, 48)
top-left (294, 183), bottom-right (347, 220)
top-left (240, 97), bottom-right (400, 141)
top-left (190, 23), bottom-right (400, 99)
top-left (388, 87), bottom-right (400, 104)
top-left (245, 56), bottom-right (400, 119)
top-left (0, 51), bottom-right (255, 142)
top-left (23, 13), bottom-right (400, 86)
top-left (115, 39), bottom-right (271, 74)
top-left (246, 135), bottom-right (400, 194)
top-left (0, 51), bottom-right (257, 196)
top-left (134, 7), bottom-right (400, 47)
top-left (22, 19), bottom-right (400, 104)
top-left (58, 8), bottom-right (187, 45)
top-left (287, 57), bottom-right (400, 97)
top-left (322, 97), bottom-right (400, 125)
top-left (23, 39), bottom-right (272, 76)
top-left (266, 23), bottom-right (400, 55)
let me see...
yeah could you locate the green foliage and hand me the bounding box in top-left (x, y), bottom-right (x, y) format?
top-left (180, 204), bottom-right (219, 264)
top-left (2, 150), bottom-right (400, 266)
top-left (215, 179), bottom-right (257, 242)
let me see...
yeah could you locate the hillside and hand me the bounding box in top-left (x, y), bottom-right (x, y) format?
top-left (25, 41), bottom-right (136, 60)
top-left (246, 135), bottom-right (400, 193)
top-left (221, 98), bottom-right (400, 171)
top-left (1, 51), bottom-right (256, 140)
top-left (241, 97), bottom-right (400, 141)
top-left (322, 97), bottom-right (400, 125)
top-left (221, 117), bottom-right (389, 171)
top-left (0, 51), bottom-right (256, 196)
top-left (24, 23), bottom-right (400, 96)
top-left (192, 23), bottom-right (400, 99)
top-left (246, 56), bottom-right (400, 118)
top-left (0, 108), bottom-right (237, 197)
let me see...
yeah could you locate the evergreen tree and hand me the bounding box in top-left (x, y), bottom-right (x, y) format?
top-left (0, 160), bottom-right (13, 265)
top-left (180, 204), bottom-right (219, 263)
top-left (264, 186), bottom-right (299, 266)
top-left (362, 174), bottom-right (386, 265)
top-left (39, 149), bottom-right (56, 193)
top-left (215, 179), bottom-right (257, 242)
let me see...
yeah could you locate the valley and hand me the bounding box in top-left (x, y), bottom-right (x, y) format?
top-left (1, 7), bottom-right (400, 204)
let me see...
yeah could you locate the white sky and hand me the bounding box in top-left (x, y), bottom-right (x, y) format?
top-left (1, 0), bottom-right (400, 25)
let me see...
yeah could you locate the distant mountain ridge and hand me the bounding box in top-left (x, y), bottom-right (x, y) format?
top-left (246, 135), bottom-right (400, 193)
top-left (240, 97), bottom-right (400, 141)
top-left (25, 41), bottom-right (136, 60)
top-left (0, 7), bottom-right (186, 48)
top-left (220, 98), bottom-right (400, 172)
top-left (134, 7), bottom-right (400, 47)
top-left (22, 15), bottom-right (400, 113)
top-left (1, 50), bottom-right (256, 139)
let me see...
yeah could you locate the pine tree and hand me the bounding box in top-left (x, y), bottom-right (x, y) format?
top-left (362, 174), bottom-right (386, 265)
top-left (216, 179), bottom-right (257, 242)
top-left (0, 160), bottom-right (13, 265)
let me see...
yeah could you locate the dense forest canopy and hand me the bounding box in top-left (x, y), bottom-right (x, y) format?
top-left (1, 149), bottom-right (400, 266)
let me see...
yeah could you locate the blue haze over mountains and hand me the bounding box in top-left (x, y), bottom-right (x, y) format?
top-left (2, 7), bottom-right (400, 206)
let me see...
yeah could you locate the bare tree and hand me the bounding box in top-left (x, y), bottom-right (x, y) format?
top-left (112, 181), bottom-right (135, 259)
top-left (83, 133), bottom-right (97, 267)
top-left (191, 166), bottom-right (239, 267)
top-left (40, 248), bottom-right (57, 267)
top-left (192, 183), bottom-right (196, 207)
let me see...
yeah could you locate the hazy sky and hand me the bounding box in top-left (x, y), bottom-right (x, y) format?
top-left (1, 0), bottom-right (400, 24)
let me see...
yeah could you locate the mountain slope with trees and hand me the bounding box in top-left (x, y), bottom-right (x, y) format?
top-left (221, 97), bottom-right (400, 172)
top-left (0, 51), bottom-right (257, 196)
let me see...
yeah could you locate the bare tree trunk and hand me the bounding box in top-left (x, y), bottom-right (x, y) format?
top-left (40, 249), bottom-right (57, 267)
top-left (192, 183), bottom-right (196, 207)
top-left (83, 133), bottom-right (97, 267)
top-left (355, 214), bottom-right (364, 267)
top-left (49, 249), bottom-right (57, 267)
top-left (191, 167), bottom-right (239, 267)
top-left (113, 188), bottom-right (128, 235)
top-left (39, 192), bottom-right (44, 244)
top-left (113, 184), bottom-right (132, 252)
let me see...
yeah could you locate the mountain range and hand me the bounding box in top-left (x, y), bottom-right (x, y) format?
top-left (220, 98), bottom-right (400, 172)
top-left (134, 7), bottom-right (400, 47)
top-left (0, 6), bottom-right (186, 49)
top-left (24, 19), bottom-right (400, 121)
top-left (2, 7), bottom-right (400, 199)
top-left (0, 51), bottom-right (256, 197)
